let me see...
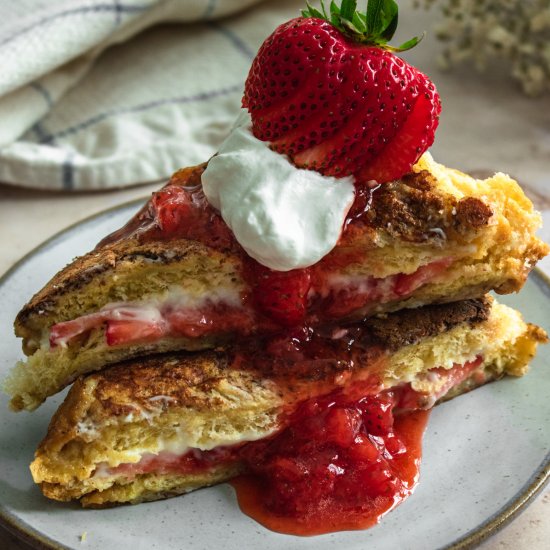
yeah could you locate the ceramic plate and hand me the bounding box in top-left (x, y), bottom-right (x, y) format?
top-left (0, 201), bottom-right (549, 550)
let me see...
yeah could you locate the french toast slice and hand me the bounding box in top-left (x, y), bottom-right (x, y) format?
top-left (6, 154), bottom-right (548, 411)
top-left (30, 298), bottom-right (546, 506)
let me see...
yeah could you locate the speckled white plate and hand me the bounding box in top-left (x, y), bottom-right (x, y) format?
top-left (0, 201), bottom-right (549, 550)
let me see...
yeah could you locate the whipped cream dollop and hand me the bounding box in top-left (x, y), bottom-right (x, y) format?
top-left (201, 110), bottom-right (355, 271)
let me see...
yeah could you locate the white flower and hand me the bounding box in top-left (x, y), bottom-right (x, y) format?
top-left (416, 0), bottom-right (550, 96)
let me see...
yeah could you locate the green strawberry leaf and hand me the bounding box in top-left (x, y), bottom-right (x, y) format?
top-left (301, 3), bottom-right (324, 19)
top-left (330, 1), bottom-right (341, 27)
top-left (340, 16), bottom-right (364, 35)
top-left (366, 0), bottom-right (383, 36)
top-left (352, 11), bottom-right (367, 33)
top-left (340, 0), bottom-right (357, 21)
top-left (379, 1), bottom-right (398, 41)
top-left (392, 32), bottom-right (425, 52)
top-left (301, 0), bottom-right (424, 53)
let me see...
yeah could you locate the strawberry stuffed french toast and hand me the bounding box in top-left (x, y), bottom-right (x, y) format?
top-left (14, 0), bottom-right (548, 537)
top-left (6, 1), bottom-right (547, 414)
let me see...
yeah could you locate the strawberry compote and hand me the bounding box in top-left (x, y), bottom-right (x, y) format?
top-left (100, 388), bottom-right (429, 536)
top-left (97, 173), bottom-right (236, 253)
top-left (232, 389), bottom-right (429, 536)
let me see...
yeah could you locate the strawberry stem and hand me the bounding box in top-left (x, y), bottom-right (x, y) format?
top-left (302, 0), bottom-right (424, 52)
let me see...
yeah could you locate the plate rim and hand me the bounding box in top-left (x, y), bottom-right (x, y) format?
top-left (0, 199), bottom-right (549, 550)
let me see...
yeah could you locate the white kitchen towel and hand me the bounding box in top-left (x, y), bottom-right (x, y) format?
top-left (2, 0), bottom-right (549, 196)
top-left (0, 0), bottom-right (302, 190)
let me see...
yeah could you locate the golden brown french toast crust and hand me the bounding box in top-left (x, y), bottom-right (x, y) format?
top-left (365, 295), bottom-right (491, 351)
top-left (360, 170), bottom-right (493, 244)
top-left (15, 238), bottom-right (232, 334)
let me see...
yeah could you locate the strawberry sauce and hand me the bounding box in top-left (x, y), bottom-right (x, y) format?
top-left (232, 394), bottom-right (429, 536)
top-left (97, 170), bottom-right (236, 253)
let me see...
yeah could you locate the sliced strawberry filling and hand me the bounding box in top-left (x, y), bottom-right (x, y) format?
top-left (394, 257), bottom-right (454, 297)
top-left (398, 356), bottom-right (484, 409)
top-left (94, 357), bottom-right (485, 535)
top-left (49, 301), bottom-right (253, 348)
top-left (49, 304), bottom-right (166, 348)
top-left (313, 257), bottom-right (453, 319)
top-left (49, 257), bottom-right (453, 348)
top-left (102, 446), bottom-right (239, 479)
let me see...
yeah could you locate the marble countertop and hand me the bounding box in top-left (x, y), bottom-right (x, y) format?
top-left (0, 176), bottom-right (549, 549)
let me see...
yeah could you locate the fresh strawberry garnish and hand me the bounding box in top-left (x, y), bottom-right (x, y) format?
top-left (243, 0), bottom-right (440, 183)
top-left (357, 84), bottom-right (440, 182)
top-left (250, 263), bottom-right (311, 327)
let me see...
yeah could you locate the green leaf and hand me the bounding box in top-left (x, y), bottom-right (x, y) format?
top-left (302, 2), bottom-right (325, 19)
top-left (339, 16), bottom-right (363, 35)
top-left (380, 11), bottom-right (398, 41)
top-left (379, 0), bottom-right (398, 40)
top-left (351, 11), bottom-right (366, 33)
top-left (330, 1), bottom-right (341, 28)
top-left (340, 0), bottom-right (357, 21)
top-left (391, 32), bottom-right (425, 52)
top-left (366, 0), bottom-right (384, 35)
top-left (299, 0), bottom-right (424, 53)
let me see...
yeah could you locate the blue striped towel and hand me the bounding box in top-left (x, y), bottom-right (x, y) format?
top-left (0, 0), bottom-right (302, 190)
